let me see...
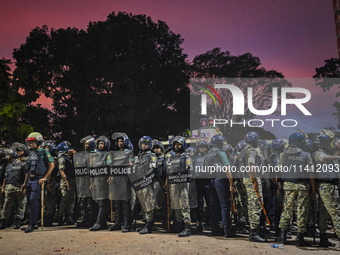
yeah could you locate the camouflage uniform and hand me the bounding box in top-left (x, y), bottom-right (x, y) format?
top-left (233, 154), bottom-right (248, 225)
top-left (44, 166), bottom-right (58, 225)
top-left (0, 160), bottom-right (7, 218)
top-left (166, 151), bottom-right (195, 225)
top-left (278, 150), bottom-right (313, 233)
top-left (58, 155), bottom-right (76, 221)
top-left (240, 144), bottom-right (263, 229)
top-left (314, 150), bottom-right (340, 237)
top-left (268, 151), bottom-right (283, 234)
top-left (2, 159), bottom-right (27, 221)
top-left (133, 150), bottom-right (158, 223)
top-left (2, 184), bottom-right (27, 220)
top-left (234, 179), bottom-right (248, 224)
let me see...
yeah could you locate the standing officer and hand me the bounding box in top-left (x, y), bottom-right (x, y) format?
top-left (21, 132), bottom-right (55, 233)
top-left (313, 131), bottom-right (340, 247)
top-left (57, 141), bottom-right (76, 226)
top-left (165, 136), bottom-right (197, 237)
top-left (0, 144), bottom-right (28, 229)
top-left (239, 132), bottom-right (267, 242)
top-left (277, 131), bottom-right (315, 246)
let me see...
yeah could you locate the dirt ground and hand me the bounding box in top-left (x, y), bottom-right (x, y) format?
top-left (0, 222), bottom-right (339, 255)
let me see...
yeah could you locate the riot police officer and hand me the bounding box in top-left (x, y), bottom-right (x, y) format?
top-left (0, 144), bottom-right (28, 229)
top-left (239, 132), bottom-right (267, 242)
top-left (41, 140), bottom-right (59, 227)
top-left (165, 136), bottom-right (197, 237)
top-left (193, 140), bottom-right (210, 233)
top-left (277, 131), bottom-right (315, 246)
top-left (57, 141), bottom-right (76, 226)
top-left (130, 136), bottom-right (163, 234)
top-left (21, 132), bottom-right (55, 233)
top-left (109, 133), bottom-right (133, 232)
top-left (313, 130), bottom-right (340, 247)
top-left (206, 135), bottom-right (234, 238)
top-left (76, 135), bottom-right (97, 228)
top-left (89, 136), bottom-right (110, 231)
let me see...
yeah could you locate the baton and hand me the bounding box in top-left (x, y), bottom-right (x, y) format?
top-left (110, 200), bottom-right (113, 222)
top-left (251, 178), bottom-right (271, 226)
top-left (231, 188), bottom-right (236, 214)
top-left (41, 181), bottom-right (45, 231)
top-left (167, 184), bottom-right (170, 232)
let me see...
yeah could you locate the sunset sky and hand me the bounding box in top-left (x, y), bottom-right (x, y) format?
top-left (0, 0), bottom-right (338, 136)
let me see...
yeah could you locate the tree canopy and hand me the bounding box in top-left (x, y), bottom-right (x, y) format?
top-left (314, 57), bottom-right (340, 128)
top-left (12, 12), bottom-right (190, 146)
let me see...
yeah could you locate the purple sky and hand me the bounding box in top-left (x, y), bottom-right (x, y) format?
top-left (0, 0), bottom-right (338, 136)
top-left (0, 0), bottom-right (337, 76)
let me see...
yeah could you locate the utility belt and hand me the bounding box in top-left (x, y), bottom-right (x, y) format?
top-left (6, 182), bottom-right (23, 189)
top-left (28, 174), bottom-right (44, 181)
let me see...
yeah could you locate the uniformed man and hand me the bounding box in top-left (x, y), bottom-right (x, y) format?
top-left (277, 131), bottom-right (315, 246)
top-left (193, 140), bottom-right (210, 233)
top-left (269, 138), bottom-right (286, 236)
top-left (152, 139), bottom-right (167, 229)
top-left (165, 136), bottom-right (197, 237)
top-left (108, 133), bottom-right (133, 232)
top-left (239, 131), bottom-right (267, 242)
top-left (131, 136), bottom-right (160, 234)
top-left (21, 132), bottom-right (55, 233)
top-left (233, 140), bottom-right (249, 235)
top-left (0, 144), bottom-right (28, 229)
top-left (0, 149), bottom-right (7, 219)
top-left (89, 136), bottom-right (110, 231)
top-left (76, 135), bottom-right (98, 228)
top-left (56, 141), bottom-right (76, 226)
top-left (313, 130), bottom-right (340, 247)
top-left (41, 140), bottom-right (59, 227)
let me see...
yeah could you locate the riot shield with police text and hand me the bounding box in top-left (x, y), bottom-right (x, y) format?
top-left (107, 150), bottom-right (132, 200)
top-left (167, 154), bottom-right (197, 209)
top-left (73, 151), bottom-right (91, 198)
top-left (88, 151), bottom-right (109, 200)
top-left (128, 153), bottom-right (164, 212)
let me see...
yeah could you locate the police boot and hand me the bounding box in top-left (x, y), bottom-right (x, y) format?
top-left (277, 229), bottom-right (287, 245)
top-left (178, 223), bottom-right (191, 237)
top-left (0, 219), bottom-right (6, 230)
top-left (319, 234), bottom-right (330, 247)
top-left (121, 201), bottom-right (131, 233)
top-left (86, 202), bottom-right (97, 228)
top-left (224, 224), bottom-right (236, 238)
top-left (89, 223), bottom-right (106, 231)
top-left (296, 233), bottom-right (307, 246)
top-left (237, 221), bottom-right (249, 235)
top-left (249, 228), bottom-right (267, 243)
top-left (76, 212), bottom-right (88, 227)
top-left (109, 212), bottom-right (121, 231)
top-left (13, 218), bottom-right (22, 229)
top-left (24, 225), bottom-right (35, 233)
top-left (139, 222), bottom-right (152, 234)
top-left (196, 221), bottom-right (204, 233)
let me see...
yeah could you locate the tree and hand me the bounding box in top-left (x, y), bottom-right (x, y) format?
top-left (0, 58), bottom-right (33, 144)
top-left (13, 12), bottom-right (189, 146)
top-left (314, 57), bottom-right (340, 128)
top-left (189, 48), bottom-right (289, 142)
